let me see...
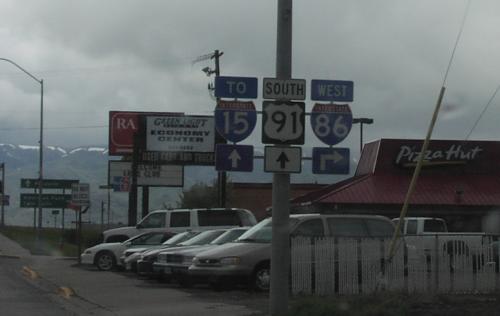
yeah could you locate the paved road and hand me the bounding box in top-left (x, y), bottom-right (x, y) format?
top-left (0, 233), bottom-right (268, 316)
top-left (0, 256), bottom-right (70, 316)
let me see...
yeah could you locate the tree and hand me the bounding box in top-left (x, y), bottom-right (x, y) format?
top-left (177, 180), bottom-right (232, 209)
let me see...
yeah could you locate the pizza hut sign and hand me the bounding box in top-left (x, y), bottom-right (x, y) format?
top-left (395, 144), bottom-right (483, 165)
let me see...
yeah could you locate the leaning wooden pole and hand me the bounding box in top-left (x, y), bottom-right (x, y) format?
top-left (387, 86), bottom-right (446, 260)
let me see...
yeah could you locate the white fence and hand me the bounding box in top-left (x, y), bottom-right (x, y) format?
top-left (291, 235), bottom-right (499, 295)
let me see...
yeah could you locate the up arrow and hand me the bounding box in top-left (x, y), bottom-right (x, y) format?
top-left (276, 152), bottom-right (289, 169)
top-left (320, 151), bottom-right (344, 170)
top-left (228, 149), bottom-right (241, 168)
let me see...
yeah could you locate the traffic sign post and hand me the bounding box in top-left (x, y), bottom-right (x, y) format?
top-left (214, 76), bottom-right (258, 99)
top-left (262, 101), bottom-right (305, 145)
top-left (71, 183), bottom-right (90, 207)
top-left (214, 100), bottom-right (257, 143)
top-left (310, 103), bottom-right (353, 146)
top-left (312, 147), bottom-right (350, 174)
top-left (215, 144), bottom-right (254, 172)
top-left (311, 79), bottom-right (354, 102)
top-left (264, 146), bottom-right (302, 173)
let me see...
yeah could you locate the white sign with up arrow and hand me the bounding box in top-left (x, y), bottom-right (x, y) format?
top-left (264, 146), bottom-right (302, 173)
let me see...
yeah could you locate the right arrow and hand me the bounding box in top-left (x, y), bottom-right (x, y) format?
top-left (276, 152), bottom-right (289, 169)
top-left (320, 150), bottom-right (344, 170)
top-left (228, 149), bottom-right (241, 168)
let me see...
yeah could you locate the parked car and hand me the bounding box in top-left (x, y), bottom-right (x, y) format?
top-left (153, 227), bottom-right (249, 285)
top-left (102, 208), bottom-right (256, 242)
top-left (122, 230), bottom-right (200, 271)
top-left (136, 229), bottom-right (228, 277)
top-left (188, 214), bottom-right (395, 291)
top-left (80, 231), bottom-right (174, 271)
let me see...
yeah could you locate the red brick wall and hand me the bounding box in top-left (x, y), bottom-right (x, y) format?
top-left (229, 183), bottom-right (326, 221)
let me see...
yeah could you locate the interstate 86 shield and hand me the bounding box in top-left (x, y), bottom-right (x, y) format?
top-left (310, 103), bottom-right (352, 146)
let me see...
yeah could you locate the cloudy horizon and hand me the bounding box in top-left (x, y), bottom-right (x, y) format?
top-left (1, 0), bottom-right (500, 161)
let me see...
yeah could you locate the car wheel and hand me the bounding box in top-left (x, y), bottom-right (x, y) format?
top-left (252, 262), bottom-right (270, 291)
top-left (95, 251), bottom-right (116, 271)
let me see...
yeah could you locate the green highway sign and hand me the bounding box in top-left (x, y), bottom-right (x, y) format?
top-left (20, 193), bottom-right (72, 208)
top-left (21, 178), bottom-right (79, 189)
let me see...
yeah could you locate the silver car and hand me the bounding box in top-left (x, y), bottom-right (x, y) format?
top-left (188, 214), bottom-right (395, 291)
top-left (153, 227), bottom-right (249, 286)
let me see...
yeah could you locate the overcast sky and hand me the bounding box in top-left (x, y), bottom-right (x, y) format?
top-left (1, 0), bottom-right (499, 160)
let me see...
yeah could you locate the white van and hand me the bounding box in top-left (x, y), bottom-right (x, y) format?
top-left (102, 208), bottom-right (257, 243)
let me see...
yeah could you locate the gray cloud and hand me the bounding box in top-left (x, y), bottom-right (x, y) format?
top-left (0, 0), bottom-right (499, 155)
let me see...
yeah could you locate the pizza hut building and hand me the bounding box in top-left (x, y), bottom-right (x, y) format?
top-left (291, 139), bottom-right (500, 232)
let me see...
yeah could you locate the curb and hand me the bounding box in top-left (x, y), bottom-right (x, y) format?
top-left (0, 254), bottom-right (21, 259)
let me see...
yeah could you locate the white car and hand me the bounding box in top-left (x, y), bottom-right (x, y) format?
top-left (81, 231), bottom-right (174, 271)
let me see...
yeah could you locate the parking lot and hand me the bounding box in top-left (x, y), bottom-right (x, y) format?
top-left (0, 233), bottom-right (268, 316)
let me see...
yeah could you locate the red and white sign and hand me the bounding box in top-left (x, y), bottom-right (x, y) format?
top-left (109, 111), bottom-right (183, 156)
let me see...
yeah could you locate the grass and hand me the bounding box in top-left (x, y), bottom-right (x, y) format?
top-left (286, 293), bottom-right (410, 316)
top-left (0, 225), bottom-right (102, 257)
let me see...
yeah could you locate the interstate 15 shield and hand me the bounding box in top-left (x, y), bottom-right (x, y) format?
top-left (215, 100), bottom-right (257, 143)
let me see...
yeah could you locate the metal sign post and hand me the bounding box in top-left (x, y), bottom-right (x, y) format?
top-left (270, 0), bottom-right (292, 314)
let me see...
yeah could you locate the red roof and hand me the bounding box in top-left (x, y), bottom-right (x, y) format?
top-left (291, 139), bottom-right (500, 207)
top-left (302, 174), bottom-right (500, 206)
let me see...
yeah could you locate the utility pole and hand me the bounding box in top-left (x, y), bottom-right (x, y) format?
top-left (195, 50), bottom-right (226, 207)
top-left (212, 50), bottom-right (227, 208)
top-left (270, 0), bottom-right (292, 315)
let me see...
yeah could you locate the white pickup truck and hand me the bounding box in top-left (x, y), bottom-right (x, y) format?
top-left (392, 217), bottom-right (485, 256)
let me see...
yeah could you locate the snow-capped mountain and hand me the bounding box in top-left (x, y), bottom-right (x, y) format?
top-left (0, 143), bottom-right (355, 227)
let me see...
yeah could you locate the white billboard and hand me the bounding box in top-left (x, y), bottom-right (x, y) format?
top-left (109, 161), bottom-right (183, 190)
top-left (146, 115), bottom-right (215, 152)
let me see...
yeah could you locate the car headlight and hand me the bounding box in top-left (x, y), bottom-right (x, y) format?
top-left (84, 250), bottom-right (92, 255)
top-left (220, 257), bottom-right (241, 266)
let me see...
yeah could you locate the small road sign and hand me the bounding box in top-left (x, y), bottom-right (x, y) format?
top-left (21, 178), bottom-right (79, 189)
top-left (264, 146), bottom-right (302, 173)
top-left (215, 76), bottom-right (258, 99)
top-left (71, 183), bottom-right (90, 206)
top-left (215, 144), bottom-right (253, 172)
top-left (310, 103), bottom-right (353, 146)
top-left (312, 147), bottom-right (350, 174)
top-left (262, 101), bottom-right (305, 145)
top-left (214, 100), bottom-right (257, 143)
top-left (20, 193), bottom-right (72, 208)
top-left (263, 78), bottom-right (306, 100)
top-left (311, 80), bottom-right (354, 102)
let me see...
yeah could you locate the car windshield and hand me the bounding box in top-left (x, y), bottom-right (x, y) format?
top-left (163, 231), bottom-right (199, 246)
top-left (178, 230), bottom-right (226, 246)
top-left (236, 218), bottom-right (299, 243)
top-left (209, 228), bottom-right (248, 245)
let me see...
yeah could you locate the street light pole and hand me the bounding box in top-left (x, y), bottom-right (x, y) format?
top-left (352, 117), bottom-right (374, 153)
top-left (0, 58), bottom-right (44, 232)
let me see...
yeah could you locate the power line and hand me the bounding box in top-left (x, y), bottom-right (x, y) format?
top-left (464, 84), bottom-right (500, 140)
